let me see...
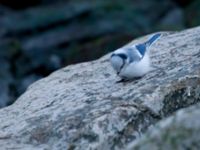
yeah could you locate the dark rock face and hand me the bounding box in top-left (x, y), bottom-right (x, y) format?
top-left (128, 104), bottom-right (200, 150)
top-left (0, 26), bottom-right (199, 149)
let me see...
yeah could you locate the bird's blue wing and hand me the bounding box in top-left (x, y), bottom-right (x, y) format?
top-left (145, 33), bottom-right (161, 47)
top-left (135, 44), bottom-right (146, 57)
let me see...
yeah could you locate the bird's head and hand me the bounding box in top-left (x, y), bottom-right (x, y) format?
top-left (110, 52), bottom-right (128, 75)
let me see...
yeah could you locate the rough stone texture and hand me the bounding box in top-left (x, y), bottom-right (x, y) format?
top-left (0, 26), bottom-right (200, 150)
top-left (128, 104), bottom-right (200, 150)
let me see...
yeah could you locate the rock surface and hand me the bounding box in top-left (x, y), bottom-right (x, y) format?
top-left (128, 104), bottom-right (200, 150)
top-left (0, 26), bottom-right (200, 150)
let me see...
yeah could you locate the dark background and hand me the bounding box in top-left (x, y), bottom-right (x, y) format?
top-left (0, 0), bottom-right (199, 108)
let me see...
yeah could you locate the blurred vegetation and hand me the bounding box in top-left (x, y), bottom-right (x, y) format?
top-left (0, 0), bottom-right (199, 107)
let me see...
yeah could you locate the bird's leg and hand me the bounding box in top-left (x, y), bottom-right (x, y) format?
top-left (116, 78), bottom-right (130, 83)
top-left (116, 76), bottom-right (143, 83)
top-left (133, 77), bottom-right (143, 80)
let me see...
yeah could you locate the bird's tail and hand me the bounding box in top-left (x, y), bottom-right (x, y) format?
top-left (145, 33), bottom-right (162, 47)
top-left (135, 33), bottom-right (162, 56)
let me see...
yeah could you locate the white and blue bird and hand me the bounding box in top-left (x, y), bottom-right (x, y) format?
top-left (110, 33), bottom-right (161, 81)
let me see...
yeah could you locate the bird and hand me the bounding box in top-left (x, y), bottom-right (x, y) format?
top-left (110, 33), bottom-right (161, 82)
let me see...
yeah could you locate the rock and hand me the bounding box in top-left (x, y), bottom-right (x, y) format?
top-left (127, 104), bottom-right (200, 150)
top-left (0, 26), bottom-right (199, 149)
top-left (16, 75), bottom-right (42, 95)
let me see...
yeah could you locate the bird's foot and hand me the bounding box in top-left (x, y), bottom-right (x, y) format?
top-left (133, 77), bottom-right (143, 80)
top-left (116, 78), bottom-right (130, 83)
top-left (116, 77), bottom-right (142, 83)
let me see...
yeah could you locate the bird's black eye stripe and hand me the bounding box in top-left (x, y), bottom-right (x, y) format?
top-left (111, 53), bottom-right (127, 60)
top-left (119, 60), bottom-right (125, 72)
top-left (119, 54), bottom-right (127, 72)
top-left (118, 53), bottom-right (127, 60)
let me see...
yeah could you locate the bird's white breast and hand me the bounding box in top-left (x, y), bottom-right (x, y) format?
top-left (119, 53), bottom-right (151, 79)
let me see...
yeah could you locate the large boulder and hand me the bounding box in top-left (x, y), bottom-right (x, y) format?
top-left (0, 26), bottom-right (199, 150)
